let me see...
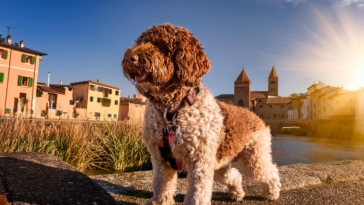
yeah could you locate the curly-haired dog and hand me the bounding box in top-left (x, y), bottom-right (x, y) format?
top-left (122, 24), bottom-right (281, 205)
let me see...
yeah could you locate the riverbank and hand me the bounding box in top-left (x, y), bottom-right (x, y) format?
top-left (1, 153), bottom-right (364, 204)
top-left (313, 119), bottom-right (364, 140)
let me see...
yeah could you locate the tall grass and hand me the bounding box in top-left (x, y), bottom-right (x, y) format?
top-left (0, 118), bottom-right (151, 172)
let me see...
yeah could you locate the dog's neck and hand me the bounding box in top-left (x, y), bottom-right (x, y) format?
top-left (145, 86), bottom-right (193, 112)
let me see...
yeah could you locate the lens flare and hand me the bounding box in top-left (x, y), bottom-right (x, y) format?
top-left (273, 5), bottom-right (364, 91)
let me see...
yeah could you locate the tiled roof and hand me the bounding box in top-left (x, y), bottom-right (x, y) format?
top-left (251, 91), bottom-right (268, 99)
top-left (119, 97), bottom-right (146, 105)
top-left (0, 42), bottom-right (47, 56)
top-left (37, 85), bottom-right (66, 95)
top-left (70, 80), bottom-right (120, 90)
top-left (266, 97), bottom-right (291, 104)
top-left (215, 94), bottom-right (234, 99)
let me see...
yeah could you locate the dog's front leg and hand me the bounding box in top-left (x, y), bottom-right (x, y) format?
top-left (183, 159), bottom-right (215, 205)
top-left (147, 156), bottom-right (178, 205)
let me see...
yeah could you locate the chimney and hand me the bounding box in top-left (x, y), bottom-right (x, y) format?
top-left (7, 35), bottom-right (12, 44)
top-left (20, 40), bottom-right (25, 48)
top-left (47, 72), bottom-right (50, 86)
top-left (60, 80), bottom-right (62, 85)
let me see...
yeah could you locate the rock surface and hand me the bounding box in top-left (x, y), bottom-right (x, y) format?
top-left (1, 153), bottom-right (364, 205)
top-left (0, 153), bottom-right (116, 205)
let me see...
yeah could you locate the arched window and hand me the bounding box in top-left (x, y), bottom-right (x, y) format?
top-left (238, 99), bottom-right (243, 106)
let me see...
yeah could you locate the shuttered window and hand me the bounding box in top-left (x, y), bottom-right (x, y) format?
top-left (17, 75), bottom-right (33, 87)
top-left (21, 54), bottom-right (35, 64)
top-left (0, 49), bottom-right (8, 59)
top-left (0, 72), bottom-right (4, 83)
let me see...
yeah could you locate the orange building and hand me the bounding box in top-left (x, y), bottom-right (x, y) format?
top-left (119, 94), bottom-right (146, 123)
top-left (0, 36), bottom-right (47, 117)
top-left (35, 82), bottom-right (74, 119)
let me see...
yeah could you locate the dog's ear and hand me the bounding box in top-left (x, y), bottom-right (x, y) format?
top-left (174, 27), bottom-right (211, 87)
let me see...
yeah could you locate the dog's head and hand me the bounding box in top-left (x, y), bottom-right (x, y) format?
top-left (122, 24), bottom-right (210, 100)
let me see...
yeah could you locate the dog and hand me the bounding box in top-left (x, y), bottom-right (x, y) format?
top-left (122, 24), bottom-right (281, 205)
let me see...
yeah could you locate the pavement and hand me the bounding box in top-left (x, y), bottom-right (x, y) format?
top-left (1, 153), bottom-right (364, 205)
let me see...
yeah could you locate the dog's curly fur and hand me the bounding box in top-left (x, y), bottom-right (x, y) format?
top-left (122, 24), bottom-right (281, 205)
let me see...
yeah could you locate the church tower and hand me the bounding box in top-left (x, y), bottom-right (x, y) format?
top-left (268, 66), bottom-right (278, 96)
top-left (234, 68), bottom-right (251, 107)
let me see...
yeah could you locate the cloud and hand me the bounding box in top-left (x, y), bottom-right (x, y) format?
top-left (333, 0), bottom-right (364, 8)
top-left (284, 0), bottom-right (307, 5)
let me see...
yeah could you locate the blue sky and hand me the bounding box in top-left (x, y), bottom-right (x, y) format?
top-left (1, 0), bottom-right (363, 97)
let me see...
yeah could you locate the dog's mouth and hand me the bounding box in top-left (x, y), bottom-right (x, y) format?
top-left (135, 74), bottom-right (147, 82)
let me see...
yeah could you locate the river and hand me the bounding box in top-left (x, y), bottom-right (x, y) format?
top-left (272, 134), bottom-right (364, 166)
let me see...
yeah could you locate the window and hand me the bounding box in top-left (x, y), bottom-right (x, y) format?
top-left (109, 89), bottom-right (112, 94)
top-left (270, 81), bottom-right (275, 84)
top-left (115, 90), bottom-right (119, 95)
top-left (49, 93), bottom-right (57, 109)
top-left (21, 54), bottom-right (35, 64)
top-left (238, 99), bottom-right (243, 106)
top-left (0, 72), bottom-right (4, 83)
top-left (97, 97), bottom-right (101, 103)
top-left (114, 114), bottom-right (117, 118)
top-left (90, 96), bottom-right (94, 102)
top-left (108, 113), bottom-right (112, 118)
top-left (114, 100), bottom-right (118, 105)
top-left (0, 49), bottom-right (8, 59)
top-left (102, 98), bottom-right (111, 107)
top-left (17, 75), bottom-right (33, 87)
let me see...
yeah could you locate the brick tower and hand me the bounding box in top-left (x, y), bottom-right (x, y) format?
top-left (234, 68), bottom-right (251, 107)
top-left (268, 66), bottom-right (278, 96)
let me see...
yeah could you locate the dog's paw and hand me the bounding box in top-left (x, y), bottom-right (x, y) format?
top-left (228, 187), bottom-right (245, 201)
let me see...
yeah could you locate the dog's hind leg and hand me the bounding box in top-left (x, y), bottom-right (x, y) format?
top-left (214, 164), bottom-right (245, 201)
top-left (147, 157), bottom-right (178, 205)
top-left (235, 128), bottom-right (281, 200)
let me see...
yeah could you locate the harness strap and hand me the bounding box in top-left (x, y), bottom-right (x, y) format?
top-left (159, 87), bottom-right (200, 171)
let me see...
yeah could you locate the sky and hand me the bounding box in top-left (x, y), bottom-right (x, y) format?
top-left (1, 0), bottom-right (363, 97)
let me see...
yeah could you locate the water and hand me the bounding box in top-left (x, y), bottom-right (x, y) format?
top-left (272, 135), bottom-right (364, 166)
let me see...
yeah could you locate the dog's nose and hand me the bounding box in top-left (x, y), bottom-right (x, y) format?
top-left (129, 55), bottom-right (138, 63)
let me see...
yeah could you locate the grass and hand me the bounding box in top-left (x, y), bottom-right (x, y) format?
top-left (0, 117), bottom-right (151, 172)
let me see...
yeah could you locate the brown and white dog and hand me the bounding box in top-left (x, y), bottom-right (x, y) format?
top-left (122, 24), bottom-right (281, 205)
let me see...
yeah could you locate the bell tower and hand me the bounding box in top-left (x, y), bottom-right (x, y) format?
top-left (234, 68), bottom-right (251, 107)
top-left (268, 66), bottom-right (278, 96)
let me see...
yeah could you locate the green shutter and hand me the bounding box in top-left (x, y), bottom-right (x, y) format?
top-left (18, 75), bottom-right (23, 86)
top-left (21, 54), bottom-right (26, 62)
top-left (30, 56), bottom-right (35, 64)
top-left (0, 72), bottom-right (4, 83)
top-left (28, 77), bottom-right (33, 87)
top-left (3, 50), bottom-right (8, 59)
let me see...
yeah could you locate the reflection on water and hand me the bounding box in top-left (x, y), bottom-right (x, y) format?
top-left (272, 135), bottom-right (364, 166)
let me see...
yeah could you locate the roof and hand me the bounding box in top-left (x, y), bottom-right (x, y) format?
top-left (0, 42), bottom-right (48, 56)
top-left (269, 66), bottom-right (278, 78)
top-left (71, 80), bottom-right (120, 90)
top-left (215, 94), bottom-right (234, 100)
top-left (37, 84), bottom-right (66, 95)
top-left (119, 97), bottom-right (146, 105)
top-left (235, 68), bottom-right (251, 83)
top-left (266, 96), bottom-right (291, 104)
top-left (251, 91), bottom-right (268, 99)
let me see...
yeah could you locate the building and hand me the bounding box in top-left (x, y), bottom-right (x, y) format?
top-left (216, 66), bottom-right (291, 130)
top-left (119, 94), bottom-right (147, 123)
top-left (0, 36), bottom-right (47, 117)
top-left (36, 82), bottom-right (74, 119)
top-left (70, 80), bottom-right (120, 121)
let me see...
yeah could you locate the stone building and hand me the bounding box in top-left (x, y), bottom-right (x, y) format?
top-left (216, 66), bottom-right (291, 129)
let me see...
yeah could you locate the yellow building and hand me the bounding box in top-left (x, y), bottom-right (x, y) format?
top-left (70, 80), bottom-right (120, 121)
top-left (0, 36), bottom-right (47, 117)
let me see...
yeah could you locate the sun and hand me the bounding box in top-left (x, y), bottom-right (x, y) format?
top-left (274, 5), bottom-right (364, 90)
